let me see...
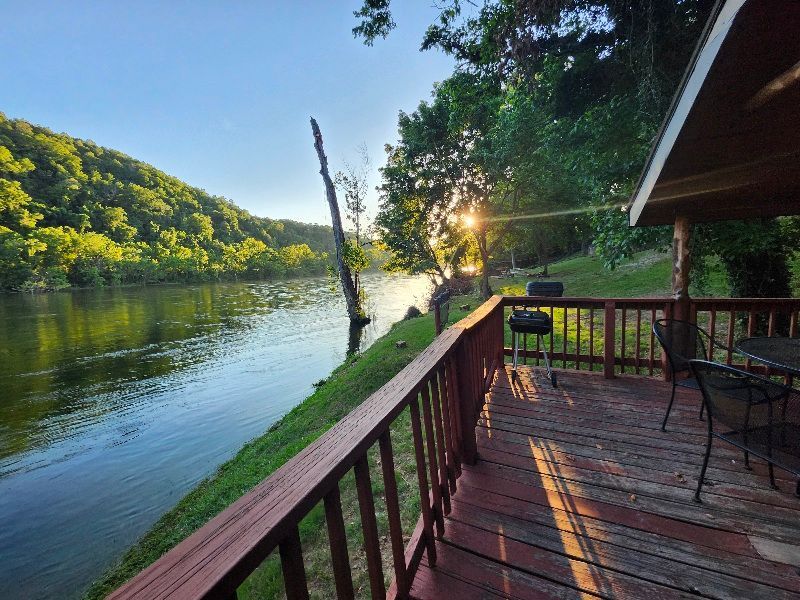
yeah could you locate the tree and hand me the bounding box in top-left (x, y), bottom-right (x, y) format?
top-left (311, 117), bottom-right (370, 324)
top-left (335, 145), bottom-right (371, 297)
top-left (375, 73), bottom-right (533, 298)
top-left (353, 1), bottom-right (799, 300)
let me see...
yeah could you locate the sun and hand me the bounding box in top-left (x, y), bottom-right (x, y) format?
top-left (462, 214), bottom-right (476, 228)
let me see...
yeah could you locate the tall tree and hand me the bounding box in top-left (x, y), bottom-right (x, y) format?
top-left (352, 1), bottom-right (800, 300)
top-left (334, 145), bottom-right (371, 299)
top-left (311, 117), bottom-right (369, 324)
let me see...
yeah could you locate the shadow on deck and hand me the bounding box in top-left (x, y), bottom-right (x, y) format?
top-left (411, 366), bottom-right (800, 599)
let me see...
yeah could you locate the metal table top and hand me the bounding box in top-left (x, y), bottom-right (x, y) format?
top-left (736, 336), bottom-right (800, 376)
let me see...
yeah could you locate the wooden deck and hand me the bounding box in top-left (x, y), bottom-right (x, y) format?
top-left (410, 366), bottom-right (800, 599)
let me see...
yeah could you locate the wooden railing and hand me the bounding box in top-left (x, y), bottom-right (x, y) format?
top-left (108, 297), bottom-right (504, 600)
top-left (109, 295), bottom-right (800, 600)
top-left (500, 296), bottom-right (800, 379)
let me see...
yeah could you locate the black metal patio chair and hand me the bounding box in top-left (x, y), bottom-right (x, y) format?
top-left (653, 319), bottom-right (732, 431)
top-left (689, 360), bottom-right (800, 502)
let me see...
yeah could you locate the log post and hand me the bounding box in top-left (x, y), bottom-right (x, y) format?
top-left (672, 215), bottom-right (692, 322)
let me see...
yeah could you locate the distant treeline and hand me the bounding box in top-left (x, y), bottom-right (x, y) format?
top-left (0, 113), bottom-right (357, 291)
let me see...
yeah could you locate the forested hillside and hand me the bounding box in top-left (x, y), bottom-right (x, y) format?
top-left (0, 113), bottom-right (336, 291)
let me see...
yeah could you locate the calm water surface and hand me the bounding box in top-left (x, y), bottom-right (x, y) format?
top-left (0, 273), bottom-right (431, 599)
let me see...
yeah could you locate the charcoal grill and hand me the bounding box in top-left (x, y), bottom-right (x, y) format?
top-left (508, 281), bottom-right (564, 387)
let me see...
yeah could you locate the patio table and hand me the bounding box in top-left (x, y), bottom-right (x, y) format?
top-left (736, 336), bottom-right (800, 377)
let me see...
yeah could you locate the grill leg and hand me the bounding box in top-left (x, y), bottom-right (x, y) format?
top-left (540, 335), bottom-right (556, 387)
top-left (512, 332), bottom-right (519, 383)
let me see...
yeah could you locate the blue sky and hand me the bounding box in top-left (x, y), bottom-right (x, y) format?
top-left (0, 1), bottom-right (454, 224)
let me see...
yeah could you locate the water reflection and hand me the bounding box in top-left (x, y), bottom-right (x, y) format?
top-left (0, 273), bottom-right (430, 599)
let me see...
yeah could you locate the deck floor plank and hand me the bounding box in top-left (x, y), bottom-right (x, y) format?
top-left (409, 367), bottom-right (800, 599)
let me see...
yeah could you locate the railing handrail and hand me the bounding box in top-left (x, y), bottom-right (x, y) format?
top-left (502, 296), bottom-right (800, 305)
top-left (108, 297), bottom-right (510, 600)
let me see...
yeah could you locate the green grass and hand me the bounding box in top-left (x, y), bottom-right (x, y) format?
top-left (86, 248), bottom-right (731, 599)
top-left (493, 250), bottom-right (730, 298)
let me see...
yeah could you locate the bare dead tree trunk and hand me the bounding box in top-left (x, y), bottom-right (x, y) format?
top-left (311, 117), bottom-right (369, 325)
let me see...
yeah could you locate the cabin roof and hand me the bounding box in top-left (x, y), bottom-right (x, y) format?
top-left (629, 0), bottom-right (800, 227)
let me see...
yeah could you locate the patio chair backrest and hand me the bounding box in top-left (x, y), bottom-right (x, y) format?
top-left (689, 360), bottom-right (788, 433)
top-left (653, 319), bottom-right (709, 375)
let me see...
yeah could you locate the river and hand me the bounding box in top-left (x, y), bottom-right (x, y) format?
top-left (0, 273), bottom-right (431, 599)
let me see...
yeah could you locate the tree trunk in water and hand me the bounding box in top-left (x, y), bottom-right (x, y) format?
top-left (311, 117), bottom-right (369, 325)
top-left (510, 248), bottom-right (516, 270)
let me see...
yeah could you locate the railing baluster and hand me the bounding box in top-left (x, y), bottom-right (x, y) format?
top-left (603, 301), bottom-right (616, 379)
top-left (324, 485), bottom-right (355, 600)
top-left (707, 307), bottom-right (717, 360)
top-left (789, 310), bottom-right (798, 387)
top-left (549, 305), bottom-right (555, 360)
top-left (649, 307), bottom-right (656, 375)
top-left (746, 310), bottom-right (756, 370)
top-left (589, 307), bottom-right (595, 371)
top-left (437, 366), bottom-right (457, 492)
top-left (727, 309), bottom-right (735, 365)
top-left (280, 526), bottom-right (310, 600)
top-left (562, 306), bottom-right (568, 368)
top-left (576, 307), bottom-right (581, 370)
top-left (379, 431), bottom-right (409, 599)
top-left (410, 399), bottom-right (437, 565)
top-left (768, 307), bottom-right (776, 337)
top-left (420, 384), bottom-right (445, 535)
top-left (445, 358), bottom-right (462, 475)
top-left (429, 371), bottom-right (452, 514)
top-left (354, 455), bottom-right (385, 600)
top-left (620, 308), bottom-right (627, 375)
top-left (635, 308), bottom-right (641, 375)
top-left (765, 306), bottom-right (778, 377)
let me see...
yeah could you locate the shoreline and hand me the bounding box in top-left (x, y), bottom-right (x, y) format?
top-left (0, 268), bottom-right (391, 296)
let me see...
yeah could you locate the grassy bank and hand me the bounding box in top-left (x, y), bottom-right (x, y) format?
top-left (493, 250), bottom-right (729, 298)
top-left (86, 249), bottom-right (724, 599)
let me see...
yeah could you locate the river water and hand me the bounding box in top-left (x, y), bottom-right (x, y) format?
top-left (0, 273), bottom-right (431, 599)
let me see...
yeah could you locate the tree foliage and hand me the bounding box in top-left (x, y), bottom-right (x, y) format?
top-left (0, 113), bottom-right (334, 291)
top-left (334, 146), bottom-right (372, 295)
top-left (358, 1), bottom-right (798, 298)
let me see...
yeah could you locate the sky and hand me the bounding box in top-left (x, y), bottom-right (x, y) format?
top-left (0, 1), bottom-right (455, 224)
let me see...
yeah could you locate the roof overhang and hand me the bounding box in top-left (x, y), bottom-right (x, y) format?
top-left (629, 0), bottom-right (800, 227)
